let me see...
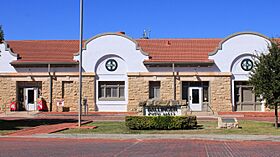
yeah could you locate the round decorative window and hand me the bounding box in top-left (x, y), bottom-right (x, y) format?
top-left (241, 59), bottom-right (253, 71)
top-left (105, 59), bottom-right (118, 71)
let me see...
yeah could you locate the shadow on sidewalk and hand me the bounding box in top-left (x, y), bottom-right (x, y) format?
top-left (0, 118), bottom-right (77, 131)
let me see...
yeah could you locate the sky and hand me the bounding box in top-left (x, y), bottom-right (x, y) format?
top-left (1, 0), bottom-right (280, 40)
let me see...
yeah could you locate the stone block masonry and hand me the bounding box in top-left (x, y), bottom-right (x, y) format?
top-left (210, 76), bottom-right (232, 112)
top-left (127, 72), bottom-right (232, 113)
top-left (0, 73), bottom-right (95, 112)
top-left (127, 77), bottom-right (149, 111)
top-left (0, 72), bottom-right (232, 113)
top-left (0, 77), bottom-right (16, 110)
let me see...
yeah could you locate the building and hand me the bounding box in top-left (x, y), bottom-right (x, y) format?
top-left (0, 32), bottom-right (277, 113)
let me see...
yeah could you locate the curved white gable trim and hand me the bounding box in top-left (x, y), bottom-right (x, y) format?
top-left (209, 32), bottom-right (271, 110)
top-left (0, 42), bottom-right (17, 72)
top-left (74, 33), bottom-right (149, 73)
top-left (209, 32), bottom-right (270, 72)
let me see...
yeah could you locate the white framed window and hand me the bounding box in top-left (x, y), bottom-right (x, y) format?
top-left (98, 81), bottom-right (125, 101)
top-left (149, 81), bottom-right (160, 99)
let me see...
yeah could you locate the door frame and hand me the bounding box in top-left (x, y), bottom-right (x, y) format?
top-left (188, 87), bottom-right (203, 111)
top-left (24, 88), bottom-right (38, 111)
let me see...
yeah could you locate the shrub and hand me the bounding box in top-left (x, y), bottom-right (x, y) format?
top-left (125, 116), bottom-right (197, 130)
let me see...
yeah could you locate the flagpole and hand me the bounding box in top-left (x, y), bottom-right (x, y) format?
top-left (78, 0), bottom-right (83, 127)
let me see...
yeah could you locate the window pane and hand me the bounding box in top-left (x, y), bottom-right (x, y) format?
top-left (28, 90), bottom-right (34, 104)
top-left (106, 88), bottom-right (112, 97)
top-left (242, 87), bottom-right (253, 102)
top-left (155, 87), bottom-right (160, 98)
top-left (98, 81), bottom-right (125, 100)
top-left (112, 87), bottom-right (118, 97)
top-left (149, 81), bottom-right (160, 99)
top-left (100, 87), bottom-right (105, 98)
top-left (203, 87), bottom-right (208, 102)
top-left (119, 87), bottom-right (124, 97)
top-left (192, 89), bottom-right (199, 104)
top-left (149, 87), bottom-right (154, 98)
top-left (182, 83), bottom-right (188, 100)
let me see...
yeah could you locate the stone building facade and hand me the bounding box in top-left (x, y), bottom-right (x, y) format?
top-left (0, 73), bottom-right (95, 112)
top-left (0, 32), bottom-right (276, 114)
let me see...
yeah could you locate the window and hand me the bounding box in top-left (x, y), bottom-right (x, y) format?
top-left (98, 81), bottom-right (125, 101)
top-left (149, 81), bottom-right (160, 99)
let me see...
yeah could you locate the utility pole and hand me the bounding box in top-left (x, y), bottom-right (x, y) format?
top-left (78, 0), bottom-right (83, 127)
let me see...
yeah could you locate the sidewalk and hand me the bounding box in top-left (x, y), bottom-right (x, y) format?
top-left (4, 133), bottom-right (280, 142)
top-left (6, 120), bottom-right (93, 136)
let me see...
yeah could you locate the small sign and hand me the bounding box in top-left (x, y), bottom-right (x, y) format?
top-left (218, 117), bottom-right (239, 129)
top-left (241, 59), bottom-right (253, 71)
top-left (105, 59), bottom-right (118, 71)
top-left (56, 99), bottom-right (64, 107)
top-left (144, 106), bottom-right (181, 116)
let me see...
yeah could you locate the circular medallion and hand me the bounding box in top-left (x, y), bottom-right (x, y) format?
top-left (241, 59), bottom-right (253, 71)
top-left (105, 59), bottom-right (118, 71)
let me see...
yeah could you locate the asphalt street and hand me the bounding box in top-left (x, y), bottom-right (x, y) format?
top-left (0, 137), bottom-right (279, 157)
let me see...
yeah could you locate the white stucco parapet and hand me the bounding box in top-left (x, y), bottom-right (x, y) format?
top-left (209, 32), bottom-right (270, 73)
top-left (74, 33), bottom-right (149, 73)
top-left (0, 42), bottom-right (17, 72)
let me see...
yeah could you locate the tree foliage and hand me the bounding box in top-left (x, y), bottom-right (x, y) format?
top-left (249, 40), bottom-right (280, 105)
top-left (0, 25), bottom-right (4, 41)
top-left (249, 40), bottom-right (280, 128)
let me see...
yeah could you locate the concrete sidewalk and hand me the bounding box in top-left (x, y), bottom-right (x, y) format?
top-left (4, 133), bottom-right (280, 142)
top-left (6, 120), bottom-right (93, 136)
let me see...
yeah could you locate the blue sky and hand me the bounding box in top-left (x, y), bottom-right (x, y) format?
top-left (1, 0), bottom-right (280, 40)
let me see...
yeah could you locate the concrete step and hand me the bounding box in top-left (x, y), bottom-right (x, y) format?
top-left (188, 111), bottom-right (217, 117)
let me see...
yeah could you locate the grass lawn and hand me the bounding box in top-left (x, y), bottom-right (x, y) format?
top-left (60, 120), bottom-right (280, 135)
top-left (0, 130), bottom-right (13, 135)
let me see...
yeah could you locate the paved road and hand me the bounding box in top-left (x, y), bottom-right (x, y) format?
top-left (0, 137), bottom-right (279, 157)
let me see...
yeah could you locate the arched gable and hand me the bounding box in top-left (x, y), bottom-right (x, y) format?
top-left (209, 32), bottom-right (270, 73)
top-left (75, 33), bottom-right (148, 72)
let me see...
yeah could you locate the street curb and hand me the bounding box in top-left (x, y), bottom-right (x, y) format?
top-left (1, 134), bottom-right (280, 142)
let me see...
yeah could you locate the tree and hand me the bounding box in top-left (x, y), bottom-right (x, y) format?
top-left (0, 25), bottom-right (4, 42)
top-left (249, 40), bottom-right (280, 128)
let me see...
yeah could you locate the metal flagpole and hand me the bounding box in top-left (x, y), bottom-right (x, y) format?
top-left (78, 0), bottom-right (83, 127)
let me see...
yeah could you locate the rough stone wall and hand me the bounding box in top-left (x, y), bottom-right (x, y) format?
top-left (160, 77), bottom-right (181, 101)
top-left (62, 81), bottom-right (77, 111)
top-left (41, 79), bottom-right (50, 106)
top-left (0, 74), bottom-right (95, 112)
top-left (0, 72), bottom-right (232, 113)
top-left (210, 76), bottom-right (232, 112)
top-left (0, 77), bottom-right (16, 110)
top-left (176, 79), bottom-right (181, 100)
top-left (127, 77), bottom-right (149, 111)
top-left (82, 77), bottom-right (95, 111)
top-left (128, 76), bottom-right (180, 111)
top-left (43, 76), bottom-right (95, 112)
top-left (160, 77), bottom-right (174, 100)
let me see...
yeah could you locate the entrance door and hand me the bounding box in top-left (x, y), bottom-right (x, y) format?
top-left (24, 88), bottom-right (38, 111)
top-left (188, 87), bottom-right (203, 111)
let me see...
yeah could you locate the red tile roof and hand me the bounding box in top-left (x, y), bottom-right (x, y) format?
top-left (136, 39), bottom-right (221, 64)
top-left (6, 40), bottom-right (80, 64)
top-left (6, 39), bottom-right (222, 65)
top-left (8, 37), bottom-right (277, 65)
